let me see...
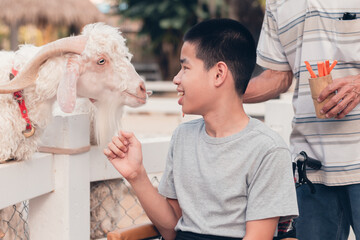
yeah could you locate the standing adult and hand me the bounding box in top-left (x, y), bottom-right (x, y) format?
top-left (244, 1), bottom-right (360, 239)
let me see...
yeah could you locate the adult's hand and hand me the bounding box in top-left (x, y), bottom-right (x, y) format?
top-left (318, 74), bottom-right (360, 119)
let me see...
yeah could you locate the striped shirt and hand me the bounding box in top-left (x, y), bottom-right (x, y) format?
top-left (257, 0), bottom-right (360, 186)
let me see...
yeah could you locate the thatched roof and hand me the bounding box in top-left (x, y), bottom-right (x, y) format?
top-left (0, 0), bottom-right (105, 28)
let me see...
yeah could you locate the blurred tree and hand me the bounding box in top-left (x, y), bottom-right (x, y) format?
top-left (119, 0), bottom-right (264, 80)
top-left (225, 0), bottom-right (264, 44)
top-left (225, 0), bottom-right (265, 77)
top-left (119, 0), bottom-right (214, 80)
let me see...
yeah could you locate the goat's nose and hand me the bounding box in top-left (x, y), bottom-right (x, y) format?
top-left (139, 81), bottom-right (146, 93)
top-left (138, 81), bottom-right (148, 98)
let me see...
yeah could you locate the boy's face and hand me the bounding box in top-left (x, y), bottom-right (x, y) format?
top-left (173, 42), bottom-right (215, 115)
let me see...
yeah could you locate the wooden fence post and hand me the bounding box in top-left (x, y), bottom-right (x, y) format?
top-left (29, 114), bottom-right (91, 240)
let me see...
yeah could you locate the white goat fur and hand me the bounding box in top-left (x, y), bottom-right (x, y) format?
top-left (0, 23), bottom-right (146, 162)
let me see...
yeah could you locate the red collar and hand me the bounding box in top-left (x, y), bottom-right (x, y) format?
top-left (11, 68), bottom-right (35, 138)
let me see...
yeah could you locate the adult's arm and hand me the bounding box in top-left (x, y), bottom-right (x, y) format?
top-left (243, 69), bottom-right (293, 103)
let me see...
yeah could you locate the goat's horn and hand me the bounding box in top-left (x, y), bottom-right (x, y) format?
top-left (0, 35), bottom-right (88, 94)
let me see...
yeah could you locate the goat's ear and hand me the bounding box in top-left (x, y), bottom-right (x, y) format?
top-left (57, 57), bottom-right (81, 113)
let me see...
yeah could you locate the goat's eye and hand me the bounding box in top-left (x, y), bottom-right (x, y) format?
top-left (97, 58), bottom-right (106, 65)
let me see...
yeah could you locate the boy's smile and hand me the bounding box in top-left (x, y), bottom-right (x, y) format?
top-left (177, 91), bottom-right (184, 105)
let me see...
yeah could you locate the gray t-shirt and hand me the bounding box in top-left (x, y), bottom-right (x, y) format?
top-left (158, 117), bottom-right (298, 238)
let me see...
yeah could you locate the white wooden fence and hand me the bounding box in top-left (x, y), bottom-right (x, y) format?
top-left (0, 113), bottom-right (170, 240)
top-left (0, 91), bottom-right (295, 240)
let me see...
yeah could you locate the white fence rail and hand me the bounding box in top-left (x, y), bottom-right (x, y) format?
top-left (0, 113), bottom-right (170, 240)
top-left (0, 93), bottom-right (295, 240)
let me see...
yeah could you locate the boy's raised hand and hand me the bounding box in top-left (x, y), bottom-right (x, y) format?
top-left (104, 131), bottom-right (144, 180)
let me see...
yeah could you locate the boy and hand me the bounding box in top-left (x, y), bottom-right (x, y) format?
top-left (104, 18), bottom-right (298, 240)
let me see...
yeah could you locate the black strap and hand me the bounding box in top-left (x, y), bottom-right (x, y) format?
top-left (175, 231), bottom-right (242, 240)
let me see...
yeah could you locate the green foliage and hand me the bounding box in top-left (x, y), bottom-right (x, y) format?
top-left (120, 0), bottom-right (209, 50)
top-left (258, 0), bottom-right (266, 8)
top-left (117, 0), bottom-right (263, 79)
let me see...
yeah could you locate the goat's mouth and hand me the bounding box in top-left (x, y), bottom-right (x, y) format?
top-left (124, 91), bottom-right (147, 104)
top-left (89, 91), bottom-right (149, 105)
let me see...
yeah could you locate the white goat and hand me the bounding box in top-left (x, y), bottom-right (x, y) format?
top-left (0, 23), bottom-right (149, 163)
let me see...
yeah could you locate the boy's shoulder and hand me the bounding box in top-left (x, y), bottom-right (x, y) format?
top-left (247, 118), bottom-right (289, 150)
top-left (174, 117), bottom-right (288, 150)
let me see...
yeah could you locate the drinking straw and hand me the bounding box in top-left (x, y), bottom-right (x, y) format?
top-left (317, 62), bottom-right (324, 77)
top-left (328, 60), bottom-right (338, 73)
top-left (323, 61), bottom-right (328, 76)
top-left (305, 61), bottom-right (317, 78)
top-left (325, 60), bottom-right (330, 73)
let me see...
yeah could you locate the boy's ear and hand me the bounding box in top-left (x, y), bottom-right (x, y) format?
top-left (214, 61), bottom-right (228, 87)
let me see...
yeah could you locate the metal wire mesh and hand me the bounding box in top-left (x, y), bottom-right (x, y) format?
top-left (0, 201), bottom-right (29, 240)
top-left (90, 174), bottom-right (162, 239)
top-left (0, 175), bottom-right (161, 240)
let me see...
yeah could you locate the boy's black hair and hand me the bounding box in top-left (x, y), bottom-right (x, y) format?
top-left (184, 18), bottom-right (256, 96)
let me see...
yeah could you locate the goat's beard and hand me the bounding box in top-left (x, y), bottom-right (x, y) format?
top-left (93, 100), bottom-right (124, 150)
